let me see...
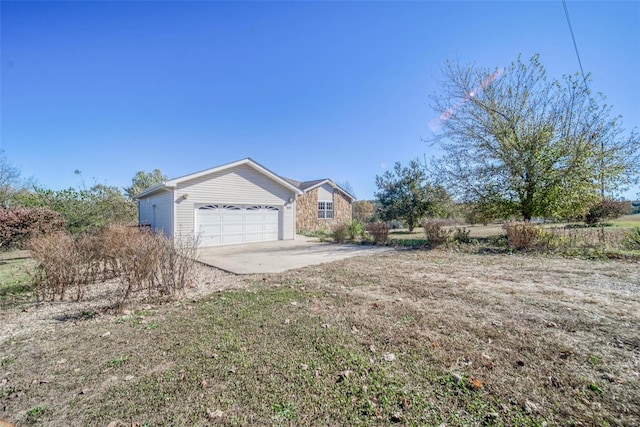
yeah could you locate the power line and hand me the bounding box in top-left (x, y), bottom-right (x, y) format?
top-left (562, 0), bottom-right (589, 90)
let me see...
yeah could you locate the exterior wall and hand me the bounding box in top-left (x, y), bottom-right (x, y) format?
top-left (138, 190), bottom-right (174, 237)
top-left (296, 186), bottom-right (353, 232)
top-left (172, 163), bottom-right (297, 241)
top-left (317, 183), bottom-right (333, 201)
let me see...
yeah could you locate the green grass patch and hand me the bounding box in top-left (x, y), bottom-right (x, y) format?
top-left (76, 287), bottom-right (542, 426)
top-left (25, 405), bottom-right (50, 423)
top-left (0, 255), bottom-right (35, 309)
top-left (610, 214), bottom-right (640, 228)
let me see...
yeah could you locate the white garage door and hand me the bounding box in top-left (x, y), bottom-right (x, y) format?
top-left (196, 204), bottom-right (280, 246)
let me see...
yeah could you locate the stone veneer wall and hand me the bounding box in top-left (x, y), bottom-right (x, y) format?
top-left (296, 188), bottom-right (352, 232)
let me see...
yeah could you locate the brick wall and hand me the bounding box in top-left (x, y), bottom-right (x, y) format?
top-left (296, 188), bottom-right (352, 232)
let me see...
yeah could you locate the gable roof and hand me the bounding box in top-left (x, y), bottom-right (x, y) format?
top-left (134, 158), bottom-right (303, 199)
top-left (281, 177), bottom-right (356, 202)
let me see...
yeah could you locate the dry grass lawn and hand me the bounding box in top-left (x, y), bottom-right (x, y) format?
top-left (1, 249), bottom-right (639, 426)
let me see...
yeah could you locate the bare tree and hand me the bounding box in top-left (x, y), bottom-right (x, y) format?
top-left (0, 150), bottom-right (30, 208)
top-left (430, 54), bottom-right (639, 220)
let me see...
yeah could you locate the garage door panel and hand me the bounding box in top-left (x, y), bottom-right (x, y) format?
top-left (244, 223), bottom-right (263, 233)
top-left (197, 205), bottom-right (281, 247)
top-left (221, 224), bottom-right (243, 233)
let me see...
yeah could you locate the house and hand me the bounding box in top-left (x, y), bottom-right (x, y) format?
top-left (134, 158), bottom-right (355, 247)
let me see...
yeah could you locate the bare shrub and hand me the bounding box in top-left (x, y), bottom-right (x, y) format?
top-left (548, 227), bottom-right (631, 251)
top-left (29, 231), bottom-right (88, 301)
top-left (331, 223), bottom-right (348, 244)
top-left (366, 222), bottom-right (389, 244)
top-left (28, 224), bottom-right (198, 309)
top-left (421, 219), bottom-right (452, 246)
top-left (99, 225), bottom-right (163, 308)
top-left (155, 233), bottom-right (198, 299)
top-left (502, 221), bottom-right (542, 250)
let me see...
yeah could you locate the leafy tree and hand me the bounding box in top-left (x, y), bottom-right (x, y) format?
top-left (0, 150), bottom-right (31, 208)
top-left (430, 54), bottom-right (639, 221)
top-left (125, 169), bottom-right (167, 199)
top-left (375, 160), bottom-right (449, 231)
top-left (17, 184), bottom-right (135, 234)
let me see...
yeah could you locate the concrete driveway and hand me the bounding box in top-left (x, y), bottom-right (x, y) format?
top-left (197, 236), bottom-right (392, 274)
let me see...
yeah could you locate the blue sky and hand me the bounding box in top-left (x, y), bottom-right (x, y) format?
top-left (2, 1), bottom-right (639, 200)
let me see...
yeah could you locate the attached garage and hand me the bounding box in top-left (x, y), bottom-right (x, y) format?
top-left (196, 204), bottom-right (280, 246)
top-left (135, 158), bottom-right (301, 247)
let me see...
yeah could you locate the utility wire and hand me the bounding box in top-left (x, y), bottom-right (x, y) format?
top-left (562, 0), bottom-right (589, 90)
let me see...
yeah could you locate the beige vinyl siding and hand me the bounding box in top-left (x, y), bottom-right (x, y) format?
top-left (317, 183), bottom-right (334, 201)
top-left (173, 164), bottom-right (296, 240)
top-left (138, 190), bottom-right (174, 237)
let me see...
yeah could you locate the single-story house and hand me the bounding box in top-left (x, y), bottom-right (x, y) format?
top-left (134, 158), bottom-right (355, 247)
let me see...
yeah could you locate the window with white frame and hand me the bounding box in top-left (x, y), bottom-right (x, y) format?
top-left (318, 201), bottom-right (333, 219)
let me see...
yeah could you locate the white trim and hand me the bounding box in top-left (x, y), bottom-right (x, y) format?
top-left (134, 158), bottom-right (303, 200)
top-left (133, 184), bottom-right (173, 200)
top-left (167, 158), bottom-right (302, 194)
top-left (302, 179), bottom-right (356, 201)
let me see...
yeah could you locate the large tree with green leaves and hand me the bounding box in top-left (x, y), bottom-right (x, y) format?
top-left (124, 169), bottom-right (167, 199)
top-left (375, 160), bottom-right (450, 231)
top-left (430, 54), bottom-right (639, 221)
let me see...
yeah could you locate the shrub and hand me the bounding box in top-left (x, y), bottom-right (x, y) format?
top-left (347, 219), bottom-right (363, 241)
top-left (584, 199), bottom-right (632, 225)
top-left (29, 231), bottom-right (84, 301)
top-left (29, 225), bottom-right (197, 310)
top-left (627, 227), bottom-right (640, 250)
top-left (0, 207), bottom-right (65, 250)
top-left (453, 227), bottom-right (471, 244)
top-left (331, 223), bottom-right (348, 244)
top-left (502, 221), bottom-right (542, 250)
top-left (421, 219), bottom-right (452, 246)
top-left (366, 222), bottom-right (389, 244)
top-left (316, 227), bottom-right (330, 242)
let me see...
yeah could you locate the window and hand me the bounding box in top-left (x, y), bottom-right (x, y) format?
top-left (318, 201), bottom-right (333, 219)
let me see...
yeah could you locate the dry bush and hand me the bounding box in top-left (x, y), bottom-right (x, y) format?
top-left (0, 207), bottom-right (65, 250)
top-left (28, 225), bottom-right (198, 310)
top-left (29, 231), bottom-right (91, 301)
top-left (99, 225), bottom-right (164, 308)
top-left (365, 222), bottom-right (389, 244)
top-left (154, 233), bottom-right (198, 299)
top-left (421, 219), bottom-right (452, 246)
top-left (548, 227), bottom-right (631, 251)
top-left (331, 223), bottom-right (349, 243)
top-left (502, 221), bottom-right (542, 250)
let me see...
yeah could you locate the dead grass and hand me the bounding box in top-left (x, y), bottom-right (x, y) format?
top-left (1, 250), bottom-right (639, 426)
